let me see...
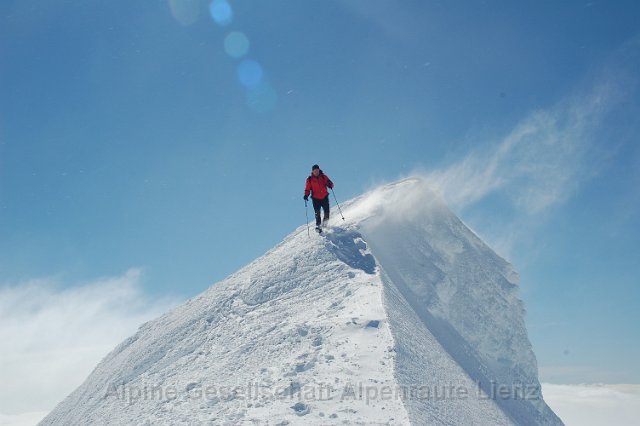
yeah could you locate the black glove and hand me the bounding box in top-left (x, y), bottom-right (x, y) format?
top-left (304, 195), bottom-right (309, 201)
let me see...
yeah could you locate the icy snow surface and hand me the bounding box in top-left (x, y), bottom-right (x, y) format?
top-left (40, 177), bottom-right (562, 425)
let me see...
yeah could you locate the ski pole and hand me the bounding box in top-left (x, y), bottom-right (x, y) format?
top-left (330, 188), bottom-right (345, 220)
top-left (304, 199), bottom-right (310, 237)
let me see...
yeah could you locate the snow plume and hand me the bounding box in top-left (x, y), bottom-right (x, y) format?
top-left (424, 32), bottom-right (640, 216)
top-left (0, 269), bottom-right (180, 425)
top-left (341, 177), bottom-right (447, 226)
top-left (426, 81), bottom-right (618, 214)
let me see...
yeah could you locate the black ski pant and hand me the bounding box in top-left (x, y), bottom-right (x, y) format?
top-left (312, 195), bottom-right (330, 226)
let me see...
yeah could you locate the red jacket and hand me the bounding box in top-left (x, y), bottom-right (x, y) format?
top-left (305, 171), bottom-right (333, 200)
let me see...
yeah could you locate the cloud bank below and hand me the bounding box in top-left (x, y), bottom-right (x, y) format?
top-left (543, 383), bottom-right (640, 426)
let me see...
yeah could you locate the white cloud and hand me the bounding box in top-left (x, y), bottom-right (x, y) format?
top-left (543, 383), bottom-right (640, 426)
top-left (425, 81), bottom-right (618, 215)
top-left (0, 269), bottom-right (181, 425)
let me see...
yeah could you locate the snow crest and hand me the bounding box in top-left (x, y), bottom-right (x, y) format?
top-left (40, 177), bottom-right (562, 425)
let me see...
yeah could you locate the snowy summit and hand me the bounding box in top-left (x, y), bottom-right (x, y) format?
top-left (40, 177), bottom-right (563, 425)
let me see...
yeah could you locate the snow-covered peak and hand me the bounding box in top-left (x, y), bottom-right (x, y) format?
top-left (40, 177), bottom-right (562, 425)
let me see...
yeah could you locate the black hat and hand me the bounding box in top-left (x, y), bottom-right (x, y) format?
top-left (311, 164), bottom-right (320, 170)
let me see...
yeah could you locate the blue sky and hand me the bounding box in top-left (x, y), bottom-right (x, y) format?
top-left (1, 0), bottom-right (639, 416)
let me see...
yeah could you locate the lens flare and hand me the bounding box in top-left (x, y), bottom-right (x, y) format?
top-left (206, 0), bottom-right (277, 112)
top-left (224, 31), bottom-right (250, 58)
top-left (168, 0), bottom-right (200, 26)
top-left (237, 59), bottom-right (263, 88)
top-left (209, 0), bottom-right (232, 26)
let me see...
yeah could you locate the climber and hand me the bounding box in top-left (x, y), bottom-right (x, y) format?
top-left (303, 164), bottom-right (334, 232)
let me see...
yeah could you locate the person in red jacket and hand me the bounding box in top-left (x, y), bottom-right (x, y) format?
top-left (304, 164), bottom-right (334, 231)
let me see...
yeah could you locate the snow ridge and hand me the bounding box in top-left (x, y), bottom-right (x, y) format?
top-left (40, 177), bottom-right (562, 425)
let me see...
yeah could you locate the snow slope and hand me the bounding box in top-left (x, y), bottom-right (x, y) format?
top-left (40, 177), bottom-right (562, 425)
